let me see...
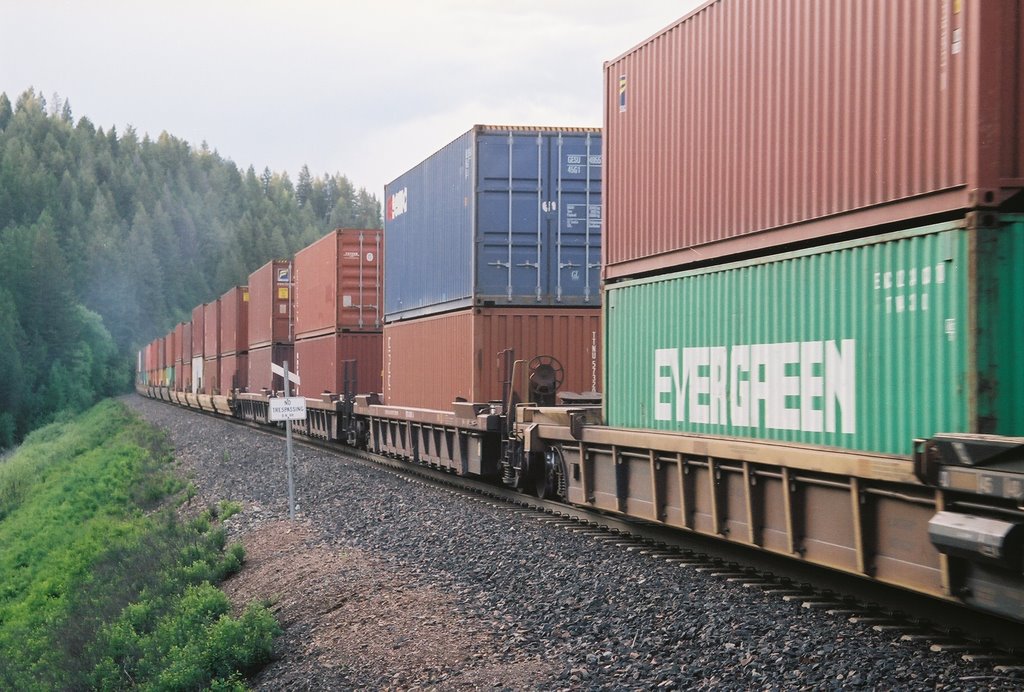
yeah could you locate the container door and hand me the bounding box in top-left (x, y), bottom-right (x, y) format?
top-left (552, 132), bottom-right (602, 304)
top-left (476, 131), bottom-right (548, 303)
top-left (476, 130), bottom-right (602, 305)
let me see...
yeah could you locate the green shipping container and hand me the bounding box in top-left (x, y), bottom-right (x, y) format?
top-left (604, 215), bottom-right (1024, 457)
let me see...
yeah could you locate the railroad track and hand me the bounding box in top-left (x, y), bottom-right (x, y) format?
top-left (184, 401), bottom-right (1024, 677)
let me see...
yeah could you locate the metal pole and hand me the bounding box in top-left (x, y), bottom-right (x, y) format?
top-left (283, 360), bottom-right (296, 520)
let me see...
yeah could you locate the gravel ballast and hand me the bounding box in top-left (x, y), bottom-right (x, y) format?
top-left (122, 394), bottom-right (1022, 690)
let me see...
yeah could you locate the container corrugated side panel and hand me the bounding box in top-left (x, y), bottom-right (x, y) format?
top-left (182, 323), bottom-right (192, 365)
top-left (191, 305), bottom-right (205, 359)
top-left (384, 130), bottom-right (474, 320)
top-left (384, 307), bottom-right (601, 410)
top-left (294, 231), bottom-right (337, 338)
top-left (383, 312), bottom-right (475, 409)
top-left (248, 260), bottom-right (292, 348)
top-left (604, 0), bottom-right (1024, 278)
top-left (294, 332), bottom-right (383, 398)
top-left (605, 217), bottom-right (1024, 456)
top-left (220, 352), bottom-right (248, 393)
top-left (247, 343), bottom-right (295, 394)
top-left (202, 356), bottom-right (220, 395)
top-left (219, 286), bottom-right (248, 356)
top-left (203, 300), bottom-right (221, 360)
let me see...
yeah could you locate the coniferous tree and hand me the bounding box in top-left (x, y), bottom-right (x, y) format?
top-left (0, 87), bottom-right (382, 448)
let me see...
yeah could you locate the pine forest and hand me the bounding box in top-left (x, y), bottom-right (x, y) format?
top-left (0, 88), bottom-right (382, 449)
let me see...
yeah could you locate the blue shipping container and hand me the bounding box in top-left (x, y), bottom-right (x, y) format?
top-left (384, 125), bottom-right (602, 321)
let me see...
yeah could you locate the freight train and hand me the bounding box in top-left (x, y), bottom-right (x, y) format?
top-left (138, 0), bottom-right (1024, 627)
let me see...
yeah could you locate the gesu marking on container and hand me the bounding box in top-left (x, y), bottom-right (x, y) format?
top-left (653, 339), bottom-right (856, 434)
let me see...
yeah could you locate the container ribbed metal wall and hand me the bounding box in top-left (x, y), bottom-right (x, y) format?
top-left (604, 0), bottom-right (1024, 278)
top-left (605, 216), bottom-right (1024, 456)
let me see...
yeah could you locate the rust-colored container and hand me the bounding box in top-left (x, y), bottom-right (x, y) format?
top-left (203, 299), bottom-right (221, 360)
top-left (202, 356), bottom-right (220, 394)
top-left (604, 0), bottom-right (1024, 278)
top-left (181, 357), bottom-right (192, 393)
top-left (248, 343), bottom-right (296, 394)
top-left (383, 307), bottom-right (601, 411)
top-left (169, 327), bottom-right (179, 368)
top-left (157, 336), bottom-right (166, 373)
top-left (191, 305), bottom-right (206, 359)
top-left (219, 286), bottom-right (249, 356)
top-left (248, 259), bottom-right (292, 349)
top-left (294, 228), bottom-right (382, 338)
top-left (294, 332), bottom-right (382, 398)
top-left (221, 352), bottom-right (249, 393)
top-left (182, 322), bottom-right (192, 365)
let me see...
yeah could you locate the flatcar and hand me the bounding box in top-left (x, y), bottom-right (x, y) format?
top-left (136, 0), bottom-right (1024, 628)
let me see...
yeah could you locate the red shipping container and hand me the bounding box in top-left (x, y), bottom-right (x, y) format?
top-left (179, 323), bottom-right (192, 388)
top-left (294, 228), bottom-right (382, 338)
top-left (191, 305), bottom-right (206, 359)
top-left (204, 299), bottom-right (221, 359)
top-left (220, 352), bottom-right (249, 393)
top-left (294, 332), bottom-right (382, 398)
top-left (219, 286), bottom-right (249, 356)
top-left (202, 356), bottom-right (220, 395)
top-left (169, 328), bottom-right (179, 367)
top-left (383, 307), bottom-right (601, 411)
top-left (248, 343), bottom-right (296, 394)
top-left (248, 259), bottom-right (292, 349)
top-left (181, 358), bottom-right (192, 393)
top-left (604, 0), bottom-right (1024, 278)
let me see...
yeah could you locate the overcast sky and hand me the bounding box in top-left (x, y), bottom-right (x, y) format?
top-left (1, 1), bottom-right (701, 198)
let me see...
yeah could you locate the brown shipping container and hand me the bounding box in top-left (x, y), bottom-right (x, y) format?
top-left (157, 337), bottom-right (167, 372)
top-left (604, 0), bottom-right (1024, 278)
top-left (248, 259), bottom-right (292, 348)
top-left (191, 305), bottom-right (205, 359)
top-left (248, 343), bottom-right (296, 394)
top-left (181, 358), bottom-right (192, 393)
top-left (219, 286), bottom-right (249, 356)
top-left (384, 308), bottom-right (601, 411)
top-left (294, 332), bottom-right (383, 398)
top-left (220, 352), bottom-right (249, 393)
top-left (203, 299), bottom-right (221, 359)
top-left (182, 322), bottom-right (192, 365)
top-left (174, 322), bottom-right (184, 364)
top-left (169, 327), bottom-right (179, 367)
top-left (202, 356), bottom-right (220, 395)
top-left (294, 228), bottom-right (382, 338)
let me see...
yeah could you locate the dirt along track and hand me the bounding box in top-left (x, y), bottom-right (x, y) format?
top-left (121, 394), bottom-right (1024, 691)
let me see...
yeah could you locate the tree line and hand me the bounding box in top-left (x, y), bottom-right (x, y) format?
top-left (0, 88), bottom-right (382, 448)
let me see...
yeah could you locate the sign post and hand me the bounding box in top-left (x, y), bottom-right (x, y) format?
top-left (268, 362), bottom-right (304, 520)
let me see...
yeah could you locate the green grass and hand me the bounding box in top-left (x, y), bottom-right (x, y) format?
top-left (0, 400), bottom-right (280, 690)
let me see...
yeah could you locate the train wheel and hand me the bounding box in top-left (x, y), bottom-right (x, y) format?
top-left (535, 448), bottom-right (566, 500)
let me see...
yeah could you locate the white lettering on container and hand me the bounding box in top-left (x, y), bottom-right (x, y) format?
top-left (655, 339), bottom-right (856, 434)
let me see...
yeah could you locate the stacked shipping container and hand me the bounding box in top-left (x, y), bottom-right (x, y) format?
top-left (603, 0), bottom-right (1024, 279)
top-left (293, 228), bottom-right (383, 398)
top-left (247, 259), bottom-right (293, 393)
top-left (383, 125), bottom-right (604, 409)
top-left (181, 322), bottom-right (192, 393)
top-left (219, 286), bottom-right (249, 394)
top-left (191, 305), bottom-right (206, 393)
top-left (602, 0), bottom-right (1024, 453)
top-left (203, 300), bottom-right (221, 394)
